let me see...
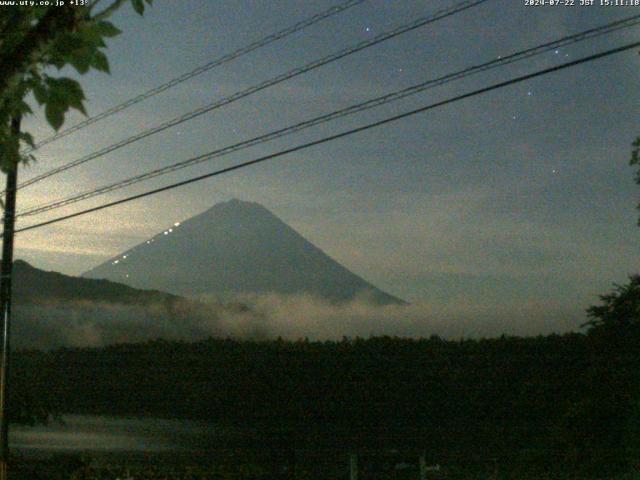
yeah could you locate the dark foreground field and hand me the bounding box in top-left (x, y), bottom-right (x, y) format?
top-left (12, 449), bottom-right (639, 480)
top-left (7, 448), bottom-right (640, 480)
top-left (7, 320), bottom-right (639, 480)
top-left (10, 448), bottom-right (444, 480)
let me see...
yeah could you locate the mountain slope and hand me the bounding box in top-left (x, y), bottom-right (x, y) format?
top-left (9, 259), bottom-right (182, 306)
top-left (82, 199), bottom-right (403, 304)
top-left (4, 260), bottom-right (236, 349)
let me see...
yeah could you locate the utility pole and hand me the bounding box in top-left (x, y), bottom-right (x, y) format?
top-left (349, 453), bottom-right (358, 480)
top-left (0, 115), bottom-right (21, 480)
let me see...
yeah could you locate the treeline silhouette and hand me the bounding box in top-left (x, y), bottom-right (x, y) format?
top-left (11, 321), bottom-right (639, 478)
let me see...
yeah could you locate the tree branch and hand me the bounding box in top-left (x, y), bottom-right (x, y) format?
top-left (92, 0), bottom-right (128, 21)
top-left (0, 7), bottom-right (77, 115)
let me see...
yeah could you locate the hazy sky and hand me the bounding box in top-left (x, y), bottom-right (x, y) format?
top-left (12, 0), bottom-right (640, 333)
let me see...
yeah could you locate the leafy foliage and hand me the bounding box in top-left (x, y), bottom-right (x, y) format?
top-left (584, 275), bottom-right (640, 335)
top-left (0, 0), bottom-right (151, 426)
top-left (0, 0), bottom-right (152, 171)
top-left (631, 136), bottom-right (640, 224)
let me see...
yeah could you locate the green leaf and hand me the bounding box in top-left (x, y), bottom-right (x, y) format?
top-left (66, 93), bottom-right (87, 116)
top-left (31, 6), bottom-right (49, 20)
top-left (631, 138), bottom-right (640, 167)
top-left (19, 152), bottom-right (36, 167)
top-left (91, 51), bottom-right (110, 74)
top-left (77, 26), bottom-right (106, 49)
top-left (49, 33), bottom-right (77, 58)
top-left (32, 82), bottom-right (48, 105)
top-left (47, 77), bottom-right (84, 98)
top-left (69, 53), bottom-right (91, 74)
top-left (45, 102), bottom-right (64, 131)
top-left (48, 77), bottom-right (86, 115)
top-left (18, 131), bottom-right (35, 149)
top-left (67, 95), bottom-right (87, 116)
top-left (16, 100), bottom-right (32, 116)
top-left (43, 77), bottom-right (87, 119)
top-left (50, 57), bottom-right (67, 70)
top-left (131, 0), bottom-right (145, 15)
top-left (94, 20), bottom-right (121, 38)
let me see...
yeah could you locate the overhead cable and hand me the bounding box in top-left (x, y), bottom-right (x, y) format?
top-left (15, 0), bottom-right (489, 191)
top-left (17, 14), bottom-right (640, 218)
top-left (12, 40), bottom-right (640, 235)
top-left (24, 0), bottom-right (367, 152)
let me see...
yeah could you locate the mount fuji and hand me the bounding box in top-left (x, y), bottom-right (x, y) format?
top-left (82, 199), bottom-right (403, 305)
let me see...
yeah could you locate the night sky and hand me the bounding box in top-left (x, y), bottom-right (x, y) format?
top-left (13, 0), bottom-right (640, 334)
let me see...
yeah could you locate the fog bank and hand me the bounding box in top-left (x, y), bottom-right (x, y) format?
top-left (12, 294), bottom-right (584, 349)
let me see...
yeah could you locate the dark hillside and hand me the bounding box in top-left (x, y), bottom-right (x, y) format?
top-left (9, 260), bottom-right (182, 306)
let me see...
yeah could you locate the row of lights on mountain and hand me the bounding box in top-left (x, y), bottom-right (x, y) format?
top-left (111, 222), bottom-right (181, 266)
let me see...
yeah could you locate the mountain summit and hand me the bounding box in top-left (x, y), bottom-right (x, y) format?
top-left (82, 199), bottom-right (403, 304)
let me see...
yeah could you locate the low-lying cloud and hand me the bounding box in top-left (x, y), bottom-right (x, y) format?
top-left (214, 293), bottom-right (583, 339)
top-left (12, 294), bottom-right (584, 350)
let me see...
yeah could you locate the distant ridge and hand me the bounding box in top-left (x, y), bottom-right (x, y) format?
top-left (7, 259), bottom-right (181, 306)
top-left (3, 260), bottom-right (244, 349)
top-left (82, 199), bottom-right (404, 305)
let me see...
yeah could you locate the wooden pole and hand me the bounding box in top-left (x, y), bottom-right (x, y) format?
top-left (0, 115), bottom-right (21, 480)
top-left (349, 453), bottom-right (358, 480)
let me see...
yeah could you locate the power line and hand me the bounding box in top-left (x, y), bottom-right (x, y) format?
top-left (24, 0), bottom-right (367, 153)
top-left (14, 0), bottom-right (489, 191)
top-left (16, 14), bottom-right (640, 219)
top-left (12, 40), bottom-right (640, 236)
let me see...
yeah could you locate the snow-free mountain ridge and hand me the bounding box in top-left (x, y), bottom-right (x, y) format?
top-left (82, 199), bottom-right (403, 304)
